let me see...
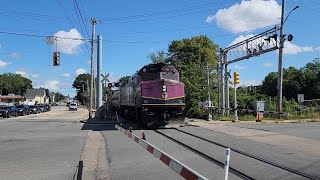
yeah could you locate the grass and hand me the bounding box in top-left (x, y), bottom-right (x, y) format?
top-left (212, 112), bottom-right (320, 121)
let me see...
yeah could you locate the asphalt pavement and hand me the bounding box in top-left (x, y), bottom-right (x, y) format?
top-left (232, 122), bottom-right (320, 140)
top-left (0, 106), bottom-right (88, 180)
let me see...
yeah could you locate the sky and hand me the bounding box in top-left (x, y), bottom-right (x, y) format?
top-left (0, 0), bottom-right (319, 97)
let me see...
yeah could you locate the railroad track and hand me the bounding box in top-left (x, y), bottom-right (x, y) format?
top-left (155, 128), bottom-right (318, 180)
top-left (154, 129), bottom-right (254, 180)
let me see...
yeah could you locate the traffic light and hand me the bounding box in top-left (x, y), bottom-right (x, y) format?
top-left (53, 52), bottom-right (60, 66)
top-left (108, 83), bottom-right (113, 88)
top-left (234, 72), bottom-right (240, 85)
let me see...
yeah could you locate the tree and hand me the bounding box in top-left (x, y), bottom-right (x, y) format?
top-left (0, 73), bottom-right (33, 95)
top-left (118, 76), bottom-right (130, 85)
top-left (148, 50), bottom-right (167, 63)
top-left (166, 35), bottom-right (220, 117)
top-left (54, 92), bottom-right (65, 102)
top-left (72, 73), bottom-right (91, 105)
top-left (261, 59), bottom-right (320, 101)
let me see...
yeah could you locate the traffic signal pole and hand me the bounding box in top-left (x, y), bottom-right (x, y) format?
top-left (96, 35), bottom-right (102, 109)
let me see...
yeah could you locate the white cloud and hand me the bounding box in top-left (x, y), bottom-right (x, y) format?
top-left (31, 74), bottom-right (40, 78)
top-left (283, 41), bottom-right (314, 55)
top-left (207, 0), bottom-right (281, 33)
top-left (9, 52), bottom-right (21, 59)
top-left (316, 47), bottom-right (320, 51)
top-left (0, 60), bottom-right (11, 68)
top-left (240, 80), bottom-right (261, 86)
top-left (62, 73), bottom-right (71, 78)
top-left (42, 80), bottom-right (60, 91)
top-left (76, 68), bottom-right (86, 76)
top-left (229, 34), bottom-right (255, 46)
top-left (54, 28), bottom-right (84, 55)
top-left (263, 62), bottom-right (273, 67)
top-left (15, 70), bottom-right (29, 78)
top-left (234, 64), bottom-right (246, 70)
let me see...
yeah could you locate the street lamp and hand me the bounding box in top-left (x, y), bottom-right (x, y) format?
top-left (276, 2), bottom-right (299, 115)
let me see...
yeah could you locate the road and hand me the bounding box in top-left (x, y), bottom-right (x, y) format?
top-left (1, 107), bottom-right (319, 180)
top-left (0, 106), bottom-right (88, 180)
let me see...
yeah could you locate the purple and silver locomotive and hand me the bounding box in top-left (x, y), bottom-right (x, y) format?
top-left (111, 63), bottom-right (185, 128)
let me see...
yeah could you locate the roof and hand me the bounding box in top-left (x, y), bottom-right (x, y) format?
top-left (25, 88), bottom-right (46, 99)
top-left (0, 95), bottom-right (23, 99)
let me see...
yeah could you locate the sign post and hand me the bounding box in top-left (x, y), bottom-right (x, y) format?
top-left (233, 72), bottom-right (240, 122)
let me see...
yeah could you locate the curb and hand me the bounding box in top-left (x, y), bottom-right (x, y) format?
top-left (115, 125), bottom-right (208, 180)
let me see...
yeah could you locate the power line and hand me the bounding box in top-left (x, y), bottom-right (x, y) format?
top-left (100, 0), bottom-right (238, 24)
top-left (73, 0), bottom-right (90, 38)
top-left (102, 0), bottom-right (236, 22)
top-left (56, 0), bottom-right (77, 28)
top-left (0, 30), bottom-right (89, 41)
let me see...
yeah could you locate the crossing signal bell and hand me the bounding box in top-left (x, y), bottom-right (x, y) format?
top-left (234, 72), bottom-right (240, 85)
top-left (53, 52), bottom-right (60, 66)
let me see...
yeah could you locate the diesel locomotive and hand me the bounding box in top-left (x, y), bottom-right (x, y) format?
top-left (111, 63), bottom-right (185, 128)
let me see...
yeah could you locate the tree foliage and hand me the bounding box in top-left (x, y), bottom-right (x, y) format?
top-left (54, 92), bottom-right (65, 102)
top-left (148, 50), bottom-right (167, 64)
top-left (118, 76), bottom-right (130, 85)
top-left (72, 73), bottom-right (91, 105)
top-left (0, 73), bottom-right (33, 95)
top-left (261, 59), bottom-right (320, 100)
top-left (166, 35), bottom-right (220, 118)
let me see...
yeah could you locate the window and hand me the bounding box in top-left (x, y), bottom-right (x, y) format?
top-left (160, 72), bottom-right (179, 81)
top-left (141, 73), bottom-right (159, 81)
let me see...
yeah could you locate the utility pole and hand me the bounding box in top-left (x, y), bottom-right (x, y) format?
top-left (220, 50), bottom-right (225, 116)
top-left (89, 18), bottom-right (97, 118)
top-left (276, 0), bottom-right (286, 115)
top-left (206, 62), bottom-right (212, 120)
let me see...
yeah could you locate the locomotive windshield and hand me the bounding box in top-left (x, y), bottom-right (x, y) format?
top-left (140, 64), bottom-right (179, 81)
top-left (141, 72), bottom-right (159, 81)
top-left (160, 72), bottom-right (179, 81)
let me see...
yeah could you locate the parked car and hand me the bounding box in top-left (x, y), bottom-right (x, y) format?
top-left (0, 106), bottom-right (18, 118)
top-left (29, 105), bottom-right (40, 114)
top-left (38, 105), bottom-right (47, 112)
top-left (51, 102), bottom-right (58, 106)
top-left (44, 104), bottom-right (51, 111)
top-left (16, 105), bottom-right (30, 116)
top-left (69, 102), bottom-right (77, 111)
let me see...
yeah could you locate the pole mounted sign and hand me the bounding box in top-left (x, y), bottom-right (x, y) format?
top-left (101, 73), bottom-right (110, 83)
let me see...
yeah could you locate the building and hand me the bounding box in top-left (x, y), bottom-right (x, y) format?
top-left (0, 94), bottom-right (24, 106)
top-left (24, 88), bottom-right (49, 105)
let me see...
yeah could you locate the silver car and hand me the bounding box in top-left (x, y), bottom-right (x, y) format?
top-left (69, 103), bottom-right (77, 111)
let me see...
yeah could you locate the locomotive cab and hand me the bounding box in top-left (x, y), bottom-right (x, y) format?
top-left (139, 63), bottom-right (185, 128)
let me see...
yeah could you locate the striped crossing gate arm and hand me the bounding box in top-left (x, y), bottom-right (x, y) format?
top-left (115, 125), bottom-right (208, 180)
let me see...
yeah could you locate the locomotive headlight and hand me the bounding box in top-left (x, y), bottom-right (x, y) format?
top-left (143, 100), bottom-right (148, 104)
top-left (180, 106), bottom-right (185, 110)
top-left (162, 85), bottom-right (166, 92)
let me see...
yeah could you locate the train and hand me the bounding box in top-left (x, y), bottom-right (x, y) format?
top-left (110, 63), bottom-right (185, 128)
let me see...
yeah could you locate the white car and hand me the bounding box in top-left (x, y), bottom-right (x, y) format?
top-left (69, 103), bottom-right (78, 111)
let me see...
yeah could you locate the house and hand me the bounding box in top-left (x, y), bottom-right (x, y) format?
top-left (0, 94), bottom-right (24, 106)
top-left (24, 88), bottom-right (49, 105)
